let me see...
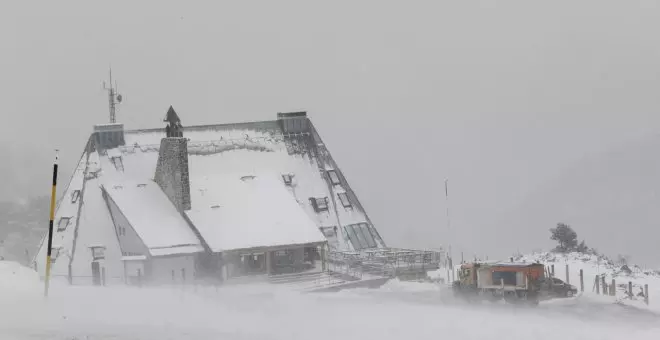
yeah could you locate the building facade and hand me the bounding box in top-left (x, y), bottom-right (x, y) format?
top-left (34, 109), bottom-right (392, 286)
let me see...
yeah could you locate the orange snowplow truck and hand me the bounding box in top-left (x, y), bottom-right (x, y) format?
top-left (452, 262), bottom-right (545, 305)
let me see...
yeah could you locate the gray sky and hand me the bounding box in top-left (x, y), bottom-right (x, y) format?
top-left (2, 1), bottom-right (659, 264)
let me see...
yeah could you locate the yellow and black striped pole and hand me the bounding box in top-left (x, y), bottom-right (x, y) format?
top-left (44, 150), bottom-right (59, 297)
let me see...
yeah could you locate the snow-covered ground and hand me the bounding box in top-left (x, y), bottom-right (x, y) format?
top-left (514, 252), bottom-right (660, 312)
top-left (1, 260), bottom-right (659, 340)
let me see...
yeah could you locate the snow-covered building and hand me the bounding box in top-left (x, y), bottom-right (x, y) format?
top-left (34, 109), bottom-right (390, 285)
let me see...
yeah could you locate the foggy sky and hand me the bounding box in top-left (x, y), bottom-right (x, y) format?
top-left (2, 1), bottom-right (659, 264)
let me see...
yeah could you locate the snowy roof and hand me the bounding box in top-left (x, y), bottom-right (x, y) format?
top-left (119, 122), bottom-right (385, 251)
top-left (103, 181), bottom-right (203, 256)
top-left (186, 174), bottom-right (327, 252)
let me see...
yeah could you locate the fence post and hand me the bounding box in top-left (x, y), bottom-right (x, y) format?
top-left (602, 276), bottom-right (607, 295)
top-left (644, 284), bottom-right (649, 305)
top-left (565, 264), bottom-right (570, 284)
top-left (551, 265), bottom-right (555, 277)
top-left (610, 279), bottom-right (615, 296)
top-left (595, 276), bottom-right (600, 294)
top-left (579, 269), bottom-right (584, 292)
top-left (628, 281), bottom-right (633, 298)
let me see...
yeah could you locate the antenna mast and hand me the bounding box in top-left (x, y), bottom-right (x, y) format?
top-left (445, 179), bottom-right (454, 282)
top-left (103, 68), bottom-right (123, 123)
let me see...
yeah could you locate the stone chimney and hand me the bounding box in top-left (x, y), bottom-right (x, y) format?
top-left (154, 137), bottom-right (191, 211)
top-left (277, 111), bottom-right (309, 133)
top-left (154, 106), bottom-right (190, 211)
top-left (93, 123), bottom-right (125, 151)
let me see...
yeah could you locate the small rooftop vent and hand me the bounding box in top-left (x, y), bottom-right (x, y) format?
top-left (93, 123), bottom-right (125, 151)
top-left (277, 111), bottom-right (309, 134)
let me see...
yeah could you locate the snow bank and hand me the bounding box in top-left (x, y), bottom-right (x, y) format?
top-left (516, 252), bottom-right (660, 313)
top-left (0, 261), bottom-right (40, 296)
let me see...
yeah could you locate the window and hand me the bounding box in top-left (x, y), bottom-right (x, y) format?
top-left (282, 174), bottom-right (294, 186)
top-left (50, 247), bottom-right (61, 263)
top-left (319, 226), bottom-right (337, 238)
top-left (91, 247), bottom-right (105, 260)
top-left (355, 223), bottom-right (377, 248)
top-left (327, 170), bottom-right (340, 185)
top-left (57, 217), bottom-right (71, 232)
top-left (71, 190), bottom-right (81, 203)
top-left (344, 223), bottom-right (377, 250)
top-left (110, 156), bottom-right (124, 172)
top-left (310, 197), bottom-right (329, 212)
top-left (344, 225), bottom-right (365, 250)
top-left (337, 192), bottom-right (351, 208)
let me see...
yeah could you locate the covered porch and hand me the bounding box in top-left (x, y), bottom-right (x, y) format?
top-left (218, 242), bottom-right (328, 279)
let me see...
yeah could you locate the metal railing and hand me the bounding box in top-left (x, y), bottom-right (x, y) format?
top-left (328, 248), bottom-right (444, 280)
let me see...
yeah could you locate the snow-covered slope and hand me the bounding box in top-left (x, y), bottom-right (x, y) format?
top-left (0, 261), bottom-right (41, 309)
top-left (515, 252), bottom-right (660, 311)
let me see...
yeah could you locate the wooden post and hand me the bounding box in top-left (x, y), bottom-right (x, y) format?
top-left (644, 284), bottom-right (649, 305)
top-left (595, 276), bottom-right (600, 294)
top-left (551, 264), bottom-right (555, 277)
top-left (565, 264), bottom-right (570, 284)
top-left (610, 279), bottom-right (615, 296)
top-left (181, 268), bottom-right (186, 284)
top-left (579, 269), bottom-right (584, 292)
top-left (602, 276), bottom-right (607, 295)
top-left (629, 281), bottom-right (633, 298)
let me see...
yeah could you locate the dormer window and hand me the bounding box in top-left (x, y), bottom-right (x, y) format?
top-left (71, 190), bottom-right (81, 203)
top-left (327, 170), bottom-right (340, 185)
top-left (310, 197), bottom-right (329, 212)
top-left (57, 217), bottom-right (72, 232)
top-left (282, 173), bottom-right (294, 186)
top-left (338, 192), bottom-right (351, 208)
top-left (319, 226), bottom-right (337, 238)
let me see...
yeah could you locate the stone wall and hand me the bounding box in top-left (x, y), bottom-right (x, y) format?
top-left (154, 138), bottom-right (191, 211)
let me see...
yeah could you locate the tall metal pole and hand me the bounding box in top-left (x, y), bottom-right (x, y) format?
top-left (444, 179), bottom-right (454, 282)
top-left (108, 68), bottom-right (116, 123)
top-left (44, 150), bottom-right (59, 297)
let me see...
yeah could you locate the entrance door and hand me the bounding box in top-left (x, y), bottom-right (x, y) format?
top-left (91, 261), bottom-right (101, 286)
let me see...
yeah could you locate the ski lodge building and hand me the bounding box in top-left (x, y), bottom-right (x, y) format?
top-left (35, 108), bottom-right (440, 286)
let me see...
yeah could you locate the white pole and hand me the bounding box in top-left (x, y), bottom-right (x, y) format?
top-left (444, 179), bottom-right (454, 282)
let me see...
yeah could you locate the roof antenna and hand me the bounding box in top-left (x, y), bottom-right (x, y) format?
top-left (103, 66), bottom-right (123, 123)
